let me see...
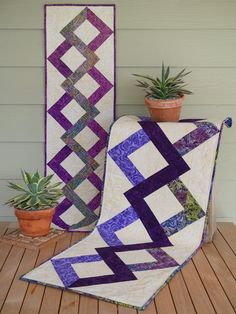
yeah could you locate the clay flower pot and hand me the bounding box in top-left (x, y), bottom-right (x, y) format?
top-left (145, 95), bottom-right (184, 122)
top-left (15, 207), bottom-right (55, 237)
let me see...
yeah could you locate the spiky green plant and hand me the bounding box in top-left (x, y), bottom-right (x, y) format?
top-left (133, 63), bottom-right (192, 100)
top-left (5, 170), bottom-right (63, 211)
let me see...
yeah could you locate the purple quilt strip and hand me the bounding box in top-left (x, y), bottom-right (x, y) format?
top-left (51, 121), bottom-right (218, 288)
top-left (52, 242), bottom-right (179, 288)
top-left (51, 121), bottom-right (220, 288)
top-left (98, 121), bottom-right (219, 245)
top-left (45, 5), bottom-right (115, 230)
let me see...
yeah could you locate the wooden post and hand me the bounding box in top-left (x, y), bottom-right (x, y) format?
top-left (205, 185), bottom-right (216, 242)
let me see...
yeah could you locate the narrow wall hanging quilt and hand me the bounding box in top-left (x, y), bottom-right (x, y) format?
top-left (23, 116), bottom-right (231, 310)
top-left (45, 4), bottom-right (115, 231)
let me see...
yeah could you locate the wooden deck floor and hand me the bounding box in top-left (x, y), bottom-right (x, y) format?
top-left (0, 222), bottom-right (235, 314)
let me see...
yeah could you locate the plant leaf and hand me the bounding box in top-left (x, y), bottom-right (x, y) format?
top-left (7, 182), bottom-right (27, 192)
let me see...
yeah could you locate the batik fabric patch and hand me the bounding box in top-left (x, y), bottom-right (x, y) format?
top-left (45, 4), bottom-right (115, 231)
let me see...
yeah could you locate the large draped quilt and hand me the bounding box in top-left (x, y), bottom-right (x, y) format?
top-left (45, 4), bottom-right (115, 231)
top-left (22, 116), bottom-right (231, 310)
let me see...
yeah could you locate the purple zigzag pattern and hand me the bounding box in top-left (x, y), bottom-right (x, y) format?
top-left (99, 121), bottom-right (219, 244)
top-left (52, 242), bottom-right (178, 288)
top-left (52, 122), bottom-right (193, 287)
top-left (52, 121), bottom-right (220, 287)
top-left (46, 7), bottom-right (113, 229)
top-left (124, 122), bottom-right (190, 245)
top-left (55, 67), bottom-right (112, 229)
top-left (108, 121), bottom-right (219, 186)
top-left (128, 248), bottom-right (178, 272)
top-left (48, 94), bottom-right (73, 131)
top-left (48, 40), bottom-right (72, 78)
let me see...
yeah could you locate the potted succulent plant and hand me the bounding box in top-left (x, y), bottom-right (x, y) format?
top-left (5, 170), bottom-right (63, 237)
top-left (133, 63), bottom-right (192, 122)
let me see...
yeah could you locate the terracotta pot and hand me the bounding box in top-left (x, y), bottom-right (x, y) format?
top-left (144, 95), bottom-right (184, 122)
top-left (15, 207), bottom-right (55, 237)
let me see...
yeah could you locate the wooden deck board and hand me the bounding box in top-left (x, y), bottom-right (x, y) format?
top-left (118, 305), bottom-right (137, 314)
top-left (138, 301), bottom-right (156, 314)
top-left (213, 230), bottom-right (236, 279)
top-left (0, 242), bottom-right (13, 270)
top-left (20, 241), bottom-right (58, 314)
top-left (217, 223), bottom-right (236, 255)
top-left (155, 285), bottom-right (176, 314)
top-left (0, 222), bottom-right (235, 314)
top-left (169, 271), bottom-right (196, 314)
top-left (192, 249), bottom-right (235, 314)
top-left (202, 242), bottom-right (236, 310)
top-left (59, 232), bottom-right (84, 314)
top-left (0, 223), bottom-right (13, 271)
top-left (79, 295), bottom-right (98, 314)
top-left (39, 233), bottom-right (72, 314)
top-left (0, 222), bottom-right (9, 236)
top-left (99, 300), bottom-right (117, 314)
top-left (0, 245), bottom-right (25, 310)
top-left (1, 248), bottom-right (39, 314)
top-left (181, 259), bottom-right (215, 314)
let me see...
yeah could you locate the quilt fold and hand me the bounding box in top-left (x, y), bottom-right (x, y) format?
top-left (22, 115), bottom-right (231, 310)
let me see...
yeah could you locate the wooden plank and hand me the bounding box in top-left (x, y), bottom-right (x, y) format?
top-left (0, 225), bottom-right (235, 313)
top-left (138, 300), bottom-right (157, 313)
top-left (1, 30), bottom-right (236, 67)
top-left (70, 231), bottom-right (86, 244)
top-left (181, 260), bottom-right (215, 314)
top-left (1, 67), bottom-right (236, 106)
top-left (154, 285), bottom-right (176, 314)
top-left (1, 248), bottom-right (39, 314)
top-left (1, 0), bottom-right (236, 30)
top-left (0, 243), bottom-right (12, 270)
top-left (0, 224), bottom-right (13, 271)
top-left (79, 295), bottom-right (98, 314)
top-left (118, 305), bottom-right (137, 314)
top-left (0, 222), bottom-right (9, 235)
top-left (205, 187), bottom-right (216, 243)
top-left (192, 249), bottom-right (234, 313)
top-left (217, 222), bottom-right (236, 254)
top-left (1, 228), bottom-right (66, 250)
top-left (99, 300), bottom-right (117, 314)
top-left (59, 290), bottom-right (80, 314)
top-left (213, 230), bottom-right (236, 278)
top-left (39, 233), bottom-right (72, 314)
top-left (0, 246), bottom-right (25, 309)
top-left (20, 242), bottom-right (57, 314)
top-left (169, 272), bottom-right (196, 314)
top-left (8, 222), bottom-right (18, 229)
top-left (202, 242), bottom-right (236, 310)
top-left (59, 232), bottom-right (85, 314)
